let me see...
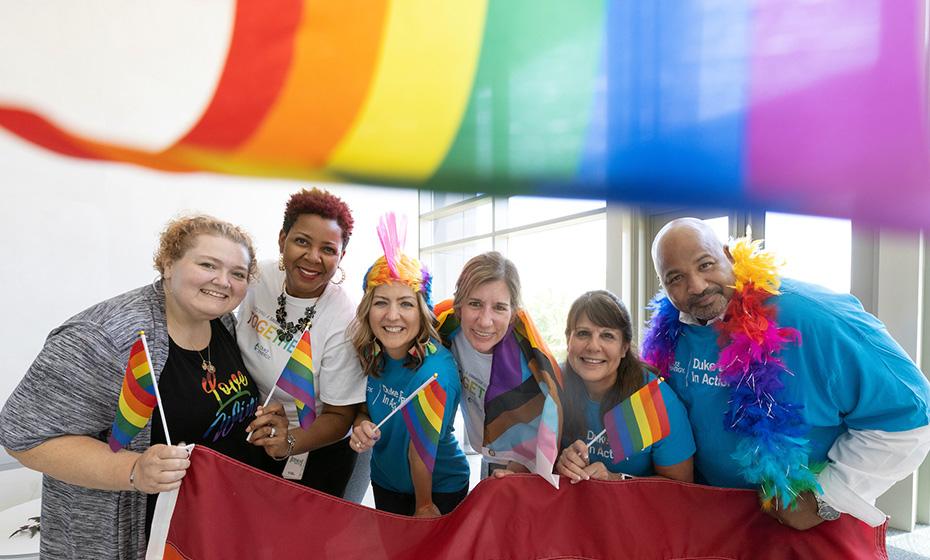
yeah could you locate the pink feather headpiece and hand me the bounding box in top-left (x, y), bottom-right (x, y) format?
top-left (362, 213), bottom-right (432, 307)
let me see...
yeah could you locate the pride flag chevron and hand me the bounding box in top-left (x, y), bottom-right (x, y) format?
top-left (108, 336), bottom-right (157, 451)
top-left (402, 378), bottom-right (447, 473)
top-left (436, 303), bottom-right (562, 488)
top-left (602, 379), bottom-right (671, 463)
top-left (275, 329), bottom-right (316, 429)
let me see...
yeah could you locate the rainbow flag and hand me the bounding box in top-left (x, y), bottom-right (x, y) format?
top-left (108, 337), bottom-right (157, 451)
top-left (3, 2), bottom-right (930, 229)
top-left (275, 329), bottom-right (316, 429)
top-left (438, 303), bottom-right (563, 487)
top-left (402, 378), bottom-right (447, 473)
top-left (602, 379), bottom-right (671, 464)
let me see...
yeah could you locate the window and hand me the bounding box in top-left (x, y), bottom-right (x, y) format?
top-left (419, 191), bottom-right (606, 360)
top-left (763, 212), bottom-right (851, 293)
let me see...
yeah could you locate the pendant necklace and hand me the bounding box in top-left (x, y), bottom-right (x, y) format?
top-left (197, 343), bottom-right (216, 389)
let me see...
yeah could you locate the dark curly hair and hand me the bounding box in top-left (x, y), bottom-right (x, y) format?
top-left (281, 188), bottom-right (355, 250)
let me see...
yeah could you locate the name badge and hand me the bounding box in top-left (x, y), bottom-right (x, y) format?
top-left (282, 451), bottom-right (308, 480)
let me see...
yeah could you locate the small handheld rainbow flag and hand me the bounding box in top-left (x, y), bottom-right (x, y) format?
top-left (108, 334), bottom-right (158, 451)
top-left (401, 377), bottom-right (447, 473)
top-left (274, 329), bottom-right (317, 429)
top-left (602, 378), bottom-right (671, 463)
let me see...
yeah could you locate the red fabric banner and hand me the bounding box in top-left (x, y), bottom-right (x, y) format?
top-left (153, 446), bottom-right (887, 560)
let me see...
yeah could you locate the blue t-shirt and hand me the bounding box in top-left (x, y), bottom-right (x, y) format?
top-left (584, 372), bottom-right (695, 476)
top-left (366, 344), bottom-right (469, 494)
top-left (665, 278), bottom-right (930, 488)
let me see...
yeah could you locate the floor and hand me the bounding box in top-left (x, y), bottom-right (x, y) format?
top-left (888, 525), bottom-right (930, 560)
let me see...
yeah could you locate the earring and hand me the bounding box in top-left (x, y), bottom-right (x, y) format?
top-left (278, 254), bottom-right (285, 271)
top-left (407, 345), bottom-right (422, 360)
top-left (371, 341), bottom-right (381, 358)
top-left (331, 266), bottom-right (346, 285)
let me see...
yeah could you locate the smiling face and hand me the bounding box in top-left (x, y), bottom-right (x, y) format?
top-left (654, 221), bottom-right (736, 323)
top-left (566, 313), bottom-right (629, 399)
top-left (278, 213), bottom-right (345, 298)
top-left (368, 282), bottom-right (422, 360)
top-left (458, 279), bottom-right (514, 354)
top-left (163, 234), bottom-right (251, 323)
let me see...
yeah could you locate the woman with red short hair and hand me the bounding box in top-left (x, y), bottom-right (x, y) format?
top-left (238, 188), bottom-right (368, 498)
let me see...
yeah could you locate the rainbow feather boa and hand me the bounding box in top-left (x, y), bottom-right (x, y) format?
top-left (641, 238), bottom-right (821, 509)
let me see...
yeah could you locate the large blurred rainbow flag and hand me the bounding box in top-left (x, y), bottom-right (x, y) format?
top-left (2, 0), bottom-right (929, 227)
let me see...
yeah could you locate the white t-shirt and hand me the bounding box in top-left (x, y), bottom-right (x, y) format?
top-left (236, 260), bottom-right (366, 428)
top-left (451, 333), bottom-right (493, 455)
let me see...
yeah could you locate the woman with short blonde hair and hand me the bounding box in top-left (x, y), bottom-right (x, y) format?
top-left (0, 214), bottom-right (276, 559)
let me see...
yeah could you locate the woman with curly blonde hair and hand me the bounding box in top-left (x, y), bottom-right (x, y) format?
top-left (0, 215), bottom-right (277, 559)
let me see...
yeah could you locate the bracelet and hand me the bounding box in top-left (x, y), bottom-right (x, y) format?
top-left (272, 433), bottom-right (296, 461)
top-left (129, 457), bottom-right (141, 492)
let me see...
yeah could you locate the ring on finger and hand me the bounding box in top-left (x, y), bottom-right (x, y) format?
top-left (270, 427), bottom-right (276, 438)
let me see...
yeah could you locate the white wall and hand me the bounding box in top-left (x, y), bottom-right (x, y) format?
top-left (0, 130), bottom-right (418, 412)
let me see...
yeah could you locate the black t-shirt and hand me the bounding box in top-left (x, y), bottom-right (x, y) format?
top-left (146, 319), bottom-right (277, 536)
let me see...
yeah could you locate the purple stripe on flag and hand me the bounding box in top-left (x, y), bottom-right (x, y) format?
top-left (296, 401), bottom-right (316, 429)
top-left (747, 0), bottom-right (930, 227)
top-left (276, 376), bottom-right (312, 406)
top-left (604, 406), bottom-right (633, 463)
top-left (403, 406), bottom-right (437, 472)
top-left (485, 326), bottom-right (523, 404)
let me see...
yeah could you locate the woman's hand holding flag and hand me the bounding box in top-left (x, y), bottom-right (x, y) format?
top-left (350, 419), bottom-right (380, 453)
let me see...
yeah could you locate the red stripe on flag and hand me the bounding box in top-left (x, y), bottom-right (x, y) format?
top-left (0, 108), bottom-right (102, 160)
top-left (639, 382), bottom-right (662, 441)
top-left (649, 379), bottom-right (671, 438)
top-left (156, 447), bottom-right (887, 560)
top-left (124, 372), bottom-right (156, 412)
top-left (177, 0), bottom-right (303, 149)
top-left (423, 381), bottom-right (446, 415)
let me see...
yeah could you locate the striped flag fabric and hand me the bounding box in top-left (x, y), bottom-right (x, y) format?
top-left (275, 329), bottom-right (316, 429)
top-left (108, 337), bottom-right (157, 451)
top-left (437, 303), bottom-right (563, 487)
top-left (401, 378), bottom-right (447, 473)
top-left (4, 2), bottom-right (930, 230)
top-left (482, 310), bottom-right (562, 488)
top-left (602, 378), bottom-right (671, 463)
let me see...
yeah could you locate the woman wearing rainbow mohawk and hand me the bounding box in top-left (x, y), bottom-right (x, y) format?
top-left (349, 214), bottom-right (469, 517)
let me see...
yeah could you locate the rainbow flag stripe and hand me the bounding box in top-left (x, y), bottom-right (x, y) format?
top-left (402, 379), bottom-right (447, 473)
top-left (108, 338), bottom-right (157, 452)
top-left (276, 330), bottom-right (316, 429)
top-left (603, 379), bottom-right (671, 464)
top-left (2, 2), bottom-right (928, 228)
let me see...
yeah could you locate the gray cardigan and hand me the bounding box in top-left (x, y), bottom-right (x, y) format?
top-left (0, 281), bottom-right (235, 560)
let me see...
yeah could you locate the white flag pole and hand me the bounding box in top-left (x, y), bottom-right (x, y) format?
top-left (585, 428), bottom-right (607, 449)
top-left (374, 373), bottom-right (438, 431)
top-left (139, 331), bottom-right (172, 447)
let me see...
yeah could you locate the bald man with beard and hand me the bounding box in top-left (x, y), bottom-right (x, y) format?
top-left (646, 218), bottom-right (930, 530)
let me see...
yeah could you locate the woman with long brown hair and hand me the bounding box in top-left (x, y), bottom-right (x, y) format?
top-left (556, 290), bottom-right (694, 483)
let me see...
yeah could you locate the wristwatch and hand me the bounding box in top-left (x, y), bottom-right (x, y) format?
top-left (814, 495), bottom-right (841, 521)
top-left (284, 433), bottom-right (296, 457)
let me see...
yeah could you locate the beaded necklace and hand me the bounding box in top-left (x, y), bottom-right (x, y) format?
top-left (275, 283), bottom-right (318, 342)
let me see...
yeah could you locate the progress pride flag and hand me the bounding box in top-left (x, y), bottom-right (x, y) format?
top-left (148, 446), bottom-right (886, 560)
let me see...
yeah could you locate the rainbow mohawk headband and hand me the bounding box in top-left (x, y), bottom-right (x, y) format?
top-left (362, 213), bottom-right (433, 307)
